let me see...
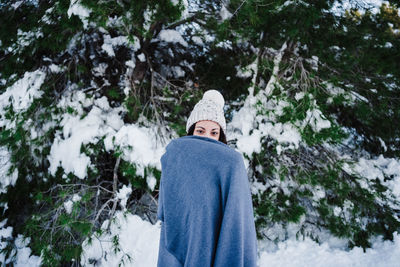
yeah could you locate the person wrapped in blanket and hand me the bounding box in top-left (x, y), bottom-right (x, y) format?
top-left (157, 90), bottom-right (258, 267)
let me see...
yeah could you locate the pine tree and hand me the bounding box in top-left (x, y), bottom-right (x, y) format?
top-left (0, 0), bottom-right (399, 265)
top-left (216, 0), bottom-right (400, 248)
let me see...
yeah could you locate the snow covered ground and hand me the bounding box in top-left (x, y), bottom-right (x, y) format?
top-left (3, 210), bottom-right (399, 266)
top-left (80, 211), bottom-right (400, 267)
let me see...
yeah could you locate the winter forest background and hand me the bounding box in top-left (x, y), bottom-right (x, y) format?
top-left (0, 0), bottom-right (400, 266)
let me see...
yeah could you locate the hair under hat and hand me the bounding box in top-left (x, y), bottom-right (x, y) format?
top-left (186, 90), bottom-right (226, 133)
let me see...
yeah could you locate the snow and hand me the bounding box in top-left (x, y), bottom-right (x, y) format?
top-left (192, 36), bottom-right (204, 46)
top-left (251, 179), bottom-right (268, 196)
top-left (265, 42), bottom-right (287, 96)
top-left (72, 194), bottom-right (82, 202)
top-left (171, 66), bottom-right (185, 78)
top-left (220, 5), bottom-right (233, 20)
top-left (92, 63), bottom-right (108, 77)
top-left (203, 31), bottom-right (216, 43)
top-left (352, 155), bottom-right (400, 201)
top-left (260, 122), bottom-right (302, 150)
top-left (105, 15), bottom-right (125, 29)
top-left (331, 0), bottom-right (388, 16)
top-left (295, 92), bottom-right (305, 101)
top-left (104, 124), bottom-right (167, 177)
top-left (302, 107), bottom-right (331, 132)
top-left (67, 0), bottom-right (91, 28)
top-left (101, 34), bottom-right (136, 57)
top-left (378, 137), bottom-right (387, 152)
top-left (102, 43), bottom-right (115, 57)
top-left (40, 7), bottom-right (54, 25)
top-left (236, 62), bottom-right (256, 79)
top-left (180, 60), bottom-right (194, 72)
top-left (116, 185), bottom-right (132, 209)
top-left (312, 186), bottom-right (326, 201)
top-left (0, 69), bottom-right (46, 129)
top-left (229, 97), bottom-right (257, 136)
top-left (48, 64), bottom-right (63, 73)
top-left (324, 82), bottom-right (355, 104)
top-left (143, 8), bottom-right (154, 32)
top-left (48, 92), bottom-right (125, 179)
top-left (276, 1), bottom-right (295, 12)
top-left (0, 147), bottom-right (18, 193)
top-left (229, 46), bottom-right (304, 159)
top-left (125, 60), bottom-right (136, 69)
top-left (0, 225), bottom-right (12, 239)
top-left (64, 200), bottom-right (74, 214)
top-left (81, 212), bottom-right (160, 267)
top-left (236, 129), bottom-right (263, 156)
top-left (64, 194), bottom-right (82, 214)
top-left (158, 29), bottom-right (188, 47)
top-left (130, 36), bottom-right (141, 51)
top-left (16, 29), bottom-right (43, 49)
top-left (146, 173), bottom-right (157, 191)
top-left (310, 55), bottom-right (319, 71)
top-left (171, 0), bottom-right (189, 18)
top-left (79, 210), bottom-right (400, 267)
top-left (0, 224), bottom-right (41, 266)
top-left (384, 42), bottom-right (393, 48)
top-left (11, 1), bottom-right (23, 9)
top-left (0, 226), bottom-right (13, 263)
top-left (258, 233), bottom-right (400, 267)
top-left (137, 53), bottom-right (146, 62)
top-left (216, 40), bottom-right (233, 49)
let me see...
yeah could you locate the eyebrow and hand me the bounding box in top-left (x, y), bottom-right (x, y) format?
top-left (195, 126), bottom-right (220, 131)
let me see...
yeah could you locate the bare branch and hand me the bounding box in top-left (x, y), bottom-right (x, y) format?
top-left (107, 157), bottom-right (121, 231)
top-left (166, 13), bottom-right (204, 29)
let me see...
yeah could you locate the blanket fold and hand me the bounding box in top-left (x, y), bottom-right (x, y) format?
top-left (157, 135), bottom-right (257, 267)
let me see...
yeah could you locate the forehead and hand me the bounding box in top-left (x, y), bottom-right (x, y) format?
top-left (195, 120), bottom-right (220, 129)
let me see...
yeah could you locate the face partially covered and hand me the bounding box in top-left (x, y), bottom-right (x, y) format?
top-left (193, 120), bottom-right (221, 141)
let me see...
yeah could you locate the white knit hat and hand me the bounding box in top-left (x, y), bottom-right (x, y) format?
top-left (186, 90), bottom-right (226, 133)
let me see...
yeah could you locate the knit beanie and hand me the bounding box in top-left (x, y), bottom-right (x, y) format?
top-left (186, 90), bottom-right (226, 133)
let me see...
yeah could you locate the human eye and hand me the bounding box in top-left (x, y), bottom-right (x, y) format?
top-left (196, 129), bottom-right (204, 134)
top-left (211, 131), bottom-right (219, 135)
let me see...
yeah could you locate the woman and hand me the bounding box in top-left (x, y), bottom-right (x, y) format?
top-left (157, 90), bottom-right (258, 267)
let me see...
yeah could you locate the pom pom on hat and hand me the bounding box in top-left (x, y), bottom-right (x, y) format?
top-left (202, 89), bottom-right (225, 109)
top-left (186, 90), bottom-right (226, 134)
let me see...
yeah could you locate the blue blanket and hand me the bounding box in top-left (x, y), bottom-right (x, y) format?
top-left (157, 135), bottom-right (258, 267)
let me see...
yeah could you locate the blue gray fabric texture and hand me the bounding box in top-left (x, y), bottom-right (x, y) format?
top-left (157, 135), bottom-right (258, 267)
